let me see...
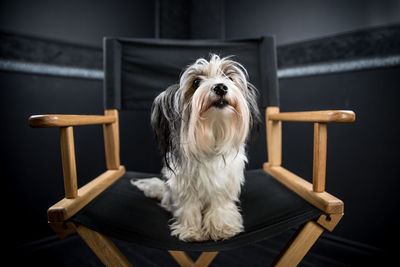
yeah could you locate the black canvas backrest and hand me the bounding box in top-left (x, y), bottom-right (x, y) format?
top-left (103, 37), bottom-right (279, 110)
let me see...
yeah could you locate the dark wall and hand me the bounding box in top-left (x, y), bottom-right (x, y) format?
top-left (225, 0), bottom-right (400, 45)
top-left (0, 0), bottom-right (155, 47)
top-left (157, 0), bottom-right (225, 39)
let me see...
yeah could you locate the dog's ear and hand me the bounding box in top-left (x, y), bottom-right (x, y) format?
top-left (246, 82), bottom-right (262, 131)
top-left (151, 84), bottom-right (181, 169)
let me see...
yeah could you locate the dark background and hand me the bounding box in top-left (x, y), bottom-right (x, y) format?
top-left (1, 0), bottom-right (399, 264)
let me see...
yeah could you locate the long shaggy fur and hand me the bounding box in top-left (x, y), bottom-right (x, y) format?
top-left (133, 54), bottom-right (260, 241)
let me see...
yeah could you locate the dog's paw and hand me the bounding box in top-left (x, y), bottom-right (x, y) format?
top-left (170, 221), bottom-right (207, 242)
top-left (202, 205), bottom-right (244, 240)
top-left (204, 222), bottom-right (243, 241)
top-left (131, 177), bottom-right (164, 200)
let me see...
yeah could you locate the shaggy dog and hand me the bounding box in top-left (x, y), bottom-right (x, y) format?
top-left (132, 54), bottom-right (260, 241)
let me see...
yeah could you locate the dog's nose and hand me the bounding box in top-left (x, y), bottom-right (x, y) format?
top-left (212, 83), bottom-right (228, 96)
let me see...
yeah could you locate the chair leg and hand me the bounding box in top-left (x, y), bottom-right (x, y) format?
top-left (195, 252), bottom-right (219, 267)
top-left (272, 221), bottom-right (324, 267)
top-left (168, 251), bottom-right (219, 267)
top-left (168, 251), bottom-right (194, 267)
top-left (49, 221), bottom-right (75, 240)
top-left (76, 225), bottom-right (132, 267)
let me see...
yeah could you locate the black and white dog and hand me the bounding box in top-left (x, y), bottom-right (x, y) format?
top-left (133, 54), bottom-right (260, 241)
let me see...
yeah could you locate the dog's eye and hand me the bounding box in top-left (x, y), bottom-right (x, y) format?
top-left (228, 77), bottom-right (233, 81)
top-left (193, 78), bottom-right (201, 89)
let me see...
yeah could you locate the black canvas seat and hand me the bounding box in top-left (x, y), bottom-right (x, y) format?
top-left (71, 169), bottom-right (322, 252)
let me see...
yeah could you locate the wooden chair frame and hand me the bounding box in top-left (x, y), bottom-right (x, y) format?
top-left (29, 106), bottom-right (355, 267)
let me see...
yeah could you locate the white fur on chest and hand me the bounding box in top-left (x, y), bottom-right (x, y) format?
top-left (163, 147), bottom-right (247, 207)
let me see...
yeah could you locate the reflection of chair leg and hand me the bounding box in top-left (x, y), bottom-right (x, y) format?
top-left (168, 251), bottom-right (219, 267)
top-left (76, 225), bottom-right (132, 267)
top-left (273, 221), bottom-right (324, 267)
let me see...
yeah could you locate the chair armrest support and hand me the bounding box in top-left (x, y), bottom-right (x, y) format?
top-left (29, 110), bottom-right (120, 199)
top-left (268, 110), bottom-right (355, 123)
top-left (266, 107), bottom-right (356, 193)
top-left (48, 166), bottom-right (126, 222)
top-left (29, 114), bottom-right (116, 128)
top-left (263, 163), bottom-right (343, 214)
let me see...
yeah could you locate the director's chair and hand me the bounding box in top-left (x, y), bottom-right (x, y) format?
top-left (29, 36), bottom-right (355, 266)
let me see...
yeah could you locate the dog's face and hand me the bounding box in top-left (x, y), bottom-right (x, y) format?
top-left (179, 55), bottom-right (259, 156)
top-left (180, 55), bottom-right (249, 113)
top-left (152, 55), bottom-right (260, 167)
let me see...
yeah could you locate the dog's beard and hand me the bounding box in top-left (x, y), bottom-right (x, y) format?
top-left (182, 94), bottom-right (250, 158)
top-left (179, 58), bottom-right (252, 159)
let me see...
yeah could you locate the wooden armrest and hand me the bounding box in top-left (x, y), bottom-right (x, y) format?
top-left (263, 163), bottom-right (343, 214)
top-left (268, 110), bottom-right (355, 123)
top-left (29, 114), bottom-right (116, 128)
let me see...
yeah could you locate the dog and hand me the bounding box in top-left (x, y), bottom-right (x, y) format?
top-left (132, 54), bottom-right (260, 242)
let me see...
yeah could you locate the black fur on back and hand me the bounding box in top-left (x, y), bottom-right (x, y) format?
top-left (151, 84), bottom-right (182, 171)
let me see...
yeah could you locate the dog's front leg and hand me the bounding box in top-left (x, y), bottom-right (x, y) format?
top-left (202, 201), bottom-right (244, 240)
top-left (170, 200), bottom-right (206, 242)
